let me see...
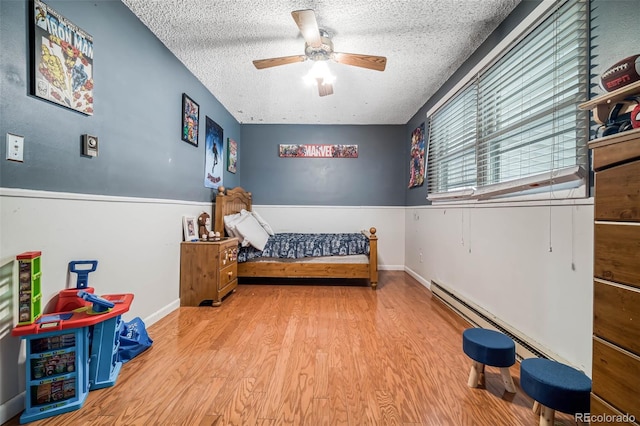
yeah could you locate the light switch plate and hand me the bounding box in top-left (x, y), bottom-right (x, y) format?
top-left (6, 133), bottom-right (24, 162)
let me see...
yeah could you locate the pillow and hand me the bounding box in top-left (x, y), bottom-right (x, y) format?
top-left (251, 210), bottom-right (275, 236)
top-left (223, 213), bottom-right (242, 238)
top-left (234, 213), bottom-right (270, 251)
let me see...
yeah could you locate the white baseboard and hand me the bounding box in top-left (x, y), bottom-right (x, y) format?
top-left (379, 264), bottom-right (405, 271)
top-left (404, 266), bottom-right (431, 290)
top-left (143, 299), bottom-right (180, 327)
top-left (0, 391), bottom-right (25, 424)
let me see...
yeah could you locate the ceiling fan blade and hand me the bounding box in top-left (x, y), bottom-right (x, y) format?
top-left (332, 52), bottom-right (387, 71)
top-left (316, 78), bottom-right (334, 97)
top-left (253, 55), bottom-right (306, 70)
top-left (291, 9), bottom-right (322, 48)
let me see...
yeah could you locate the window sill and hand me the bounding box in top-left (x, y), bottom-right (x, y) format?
top-left (427, 165), bottom-right (587, 205)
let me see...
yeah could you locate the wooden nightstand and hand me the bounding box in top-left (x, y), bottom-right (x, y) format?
top-left (180, 238), bottom-right (238, 307)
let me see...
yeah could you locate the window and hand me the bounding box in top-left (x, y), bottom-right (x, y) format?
top-left (428, 83), bottom-right (477, 195)
top-left (427, 0), bottom-right (588, 201)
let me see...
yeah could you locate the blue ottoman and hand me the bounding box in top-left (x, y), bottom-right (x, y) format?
top-left (520, 358), bottom-right (591, 426)
top-left (462, 328), bottom-right (516, 393)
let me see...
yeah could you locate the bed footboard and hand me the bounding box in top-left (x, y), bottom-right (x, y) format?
top-left (363, 227), bottom-right (378, 289)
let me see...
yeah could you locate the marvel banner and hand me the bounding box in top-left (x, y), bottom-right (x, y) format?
top-left (279, 144), bottom-right (358, 158)
top-left (31, 0), bottom-right (94, 115)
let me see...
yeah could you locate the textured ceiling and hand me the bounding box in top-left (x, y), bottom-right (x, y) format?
top-left (122, 0), bottom-right (521, 125)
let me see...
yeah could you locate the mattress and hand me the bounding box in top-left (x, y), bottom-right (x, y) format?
top-left (241, 254), bottom-right (369, 264)
top-left (238, 232), bottom-right (370, 263)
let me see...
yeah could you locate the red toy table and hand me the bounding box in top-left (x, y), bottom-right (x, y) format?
top-left (11, 293), bottom-right (134, 423)
top-left (12, 293), bottom-right (133, 336)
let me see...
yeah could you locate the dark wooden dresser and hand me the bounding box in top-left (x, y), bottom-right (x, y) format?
top-left (180, 238), bottom-right (238, 307)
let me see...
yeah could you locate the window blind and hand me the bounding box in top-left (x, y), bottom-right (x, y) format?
top-left (427, 0), bottom-right (588, 200)
top-left (427, 83), bottom-right (477, 194)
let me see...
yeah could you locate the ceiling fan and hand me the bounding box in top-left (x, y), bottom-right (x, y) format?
top-left (252, 9), bottom-right (387, 97)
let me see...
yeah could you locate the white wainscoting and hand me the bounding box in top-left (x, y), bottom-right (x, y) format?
top-left (0, 188), bottom-right (206, 423)
top-left (0, 188), bottom-right (207, 320)
top-left (404, 199), bottom-right (594, 375)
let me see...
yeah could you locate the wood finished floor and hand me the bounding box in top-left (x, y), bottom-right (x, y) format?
top-left (5, 271), bottom-right (577, 426)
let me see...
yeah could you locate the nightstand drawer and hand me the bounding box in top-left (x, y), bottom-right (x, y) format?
top-left (219, 263), bottom-right (236, 289)
top-left (219, 243), bottom-right (238, 269)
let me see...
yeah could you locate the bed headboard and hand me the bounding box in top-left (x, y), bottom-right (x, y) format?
top-left (213, 186), bottom-right (253, 236)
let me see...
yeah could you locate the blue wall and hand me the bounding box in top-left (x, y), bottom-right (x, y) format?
top-left (240, 124), bottom-right (406, 206)
top-left (3, 0), bottom-right (636, 207)
top-left (589, 0), bottom-right (640, 95)
top-left (0, 0), bottom-right (239, 202)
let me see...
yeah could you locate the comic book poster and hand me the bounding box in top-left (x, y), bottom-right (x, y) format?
top-left (181, 93), bottom-right (199, 146)
top-left (31, 0), bottom-right (94, 115)
top-left (227, 138), bottom-right (237, 173)
top-left (204, 116), bottom-right (224, 189)
top-left (408, 123), bottom-right (426, 188)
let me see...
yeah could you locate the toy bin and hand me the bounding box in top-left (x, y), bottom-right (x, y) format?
top-left (19, 327), bottom-right (90, 423)
top-left (17, 251), bottom-right (43, 325)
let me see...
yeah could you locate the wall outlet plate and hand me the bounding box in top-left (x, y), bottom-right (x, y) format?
top-left (82, 134), bottom-right (98, 157)
top-left (6, 133), bottom-right (24, 162)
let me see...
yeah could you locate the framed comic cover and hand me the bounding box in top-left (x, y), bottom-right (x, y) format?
top-left (30, 0), bottom-right (94, 115)
top-left (182, 93), bottom-right (199, 146)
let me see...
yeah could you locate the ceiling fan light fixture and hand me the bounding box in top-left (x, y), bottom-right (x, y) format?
top-left (303, 60), bottom-right (335, 86)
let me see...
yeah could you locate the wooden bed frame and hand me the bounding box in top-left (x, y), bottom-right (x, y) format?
top-left (213, 186), bottom-right (378, 289)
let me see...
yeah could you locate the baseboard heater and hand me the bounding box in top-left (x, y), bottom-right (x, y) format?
top-left (431, 280), bottom-right (564, 363)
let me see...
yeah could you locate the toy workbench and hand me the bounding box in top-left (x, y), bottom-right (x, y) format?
top-left (11, 293), bottom-right (133, 423)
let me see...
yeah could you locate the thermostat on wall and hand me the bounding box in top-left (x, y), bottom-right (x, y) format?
top-left (82, 134), bottom-right (98, 157)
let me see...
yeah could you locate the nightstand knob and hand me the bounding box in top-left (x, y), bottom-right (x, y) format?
top-left (228, 271), bottom-right (233, 278)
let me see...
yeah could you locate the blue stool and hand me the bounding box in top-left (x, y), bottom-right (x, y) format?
top-left (520, 358), bottom-right (591, 426)
top-left (462, 328), bottom-right (516, 393)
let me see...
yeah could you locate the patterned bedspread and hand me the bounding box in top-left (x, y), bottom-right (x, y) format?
top-left (237, 232), bottom-right (370, 263)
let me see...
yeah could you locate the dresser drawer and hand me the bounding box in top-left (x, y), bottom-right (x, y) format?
top-left (595, 161), bottom-right (640, 221)
top-left (592, 130), bottom-right (640, 171)
top-left (590, 394), bottom-right (639, 425)
top-left (594, 280), bottom-right (640, 356)
top-left (594, 224), bottom-right (640, 289)
top-left (592, 337), bottom-right (640, 421)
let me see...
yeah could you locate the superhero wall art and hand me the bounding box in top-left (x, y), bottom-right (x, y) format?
top-left (31, 0), bottom-right (94, 115)
top-left (408, 123), bottom-right (426, 188)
